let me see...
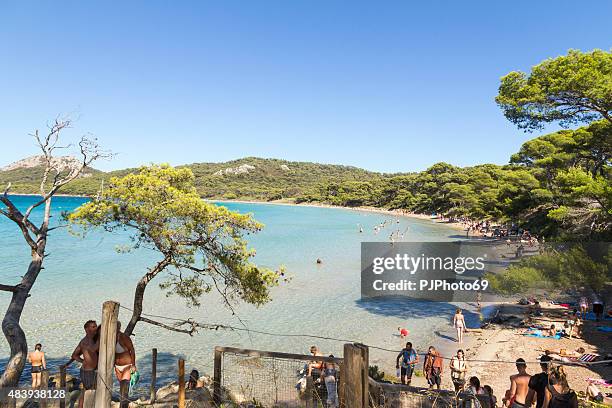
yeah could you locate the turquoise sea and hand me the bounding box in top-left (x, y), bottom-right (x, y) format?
top-left (0, 195), bottom-right (478, 388)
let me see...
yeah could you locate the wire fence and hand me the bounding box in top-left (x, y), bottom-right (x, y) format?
top-left (219, 347), bottom-right (342, 408)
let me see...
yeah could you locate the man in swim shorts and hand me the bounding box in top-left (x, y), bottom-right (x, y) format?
top-left (66, 320), bottom-right (99, 408)
top-left (396, 342), bottom-right (419, 385)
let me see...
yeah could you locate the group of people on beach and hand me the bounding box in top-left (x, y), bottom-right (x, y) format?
top-left (394, 343), bottom-right (579, 408)
top-left (27, 319), bottom-right (136, 408)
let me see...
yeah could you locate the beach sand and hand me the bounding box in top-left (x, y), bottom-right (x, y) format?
top-left (402, 301), bottom-right (611, 402)
top-left (213, 198), bottom-right (469, 231)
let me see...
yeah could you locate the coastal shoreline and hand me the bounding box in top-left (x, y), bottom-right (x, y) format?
top-left (7, 193), bottom-right (468, 231)
top-left (212, 198), bottom-right (468, 231)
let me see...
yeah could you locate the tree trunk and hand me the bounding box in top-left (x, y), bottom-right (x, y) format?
top-left (124, 257), bottom-right (170, 337)
top-left (0, 243), bottom-right (45, 387)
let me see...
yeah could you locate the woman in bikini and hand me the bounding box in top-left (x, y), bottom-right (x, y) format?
top-left (114, 322), bottom-right (136, 408)
top-left (454, 309), bottom-right (466, 343)
top-left (28, 343), bottom-right (46, 388)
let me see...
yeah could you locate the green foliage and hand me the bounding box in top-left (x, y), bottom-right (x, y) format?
top-left (67, 164), bottom-right (284, 308)
top-left (0, 157), bottom-right (383, 202)
top-left (496, 49), bottom-right (612, 131)
top-left (3, 52), bottom-right (610, 241)
top-left (368, 365), bottom-right (386, 381)
top-left (487, 245), bottom-right (611, 295)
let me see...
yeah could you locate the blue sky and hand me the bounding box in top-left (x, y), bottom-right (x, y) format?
top-left (1, 1), bottom-right (610, 173)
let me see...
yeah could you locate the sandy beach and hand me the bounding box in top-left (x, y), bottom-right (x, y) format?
top-left (403, 301), bottom-right (612, 403)
top-left (212, 198), bottom-right (469, 232)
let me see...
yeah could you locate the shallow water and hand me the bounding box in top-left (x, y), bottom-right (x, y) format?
top-left (0, 195), bottom-right (479, 391)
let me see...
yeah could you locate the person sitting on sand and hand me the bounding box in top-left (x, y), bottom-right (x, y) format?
top-left (28, 343), bottom-right (46, 389)
top-left (504, 358), bottom-right (531, 408)
top-left (547, 325), bottom-right (557, 337)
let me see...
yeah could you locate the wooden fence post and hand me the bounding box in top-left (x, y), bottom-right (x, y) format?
top-left (337, 360), bottom-right (345, 408)
top-left (178, 358), bottom-right (185, 408)
top-left (40, 369), bottom-right (50, 408)
top-left (59, 365), bottom-right (67, 408)
top-left (150, 348), bottom-right (157, 403)
top-left (213, 347), bottom-right (222, 404)
top-left (94, 301), bottom-right (119, 408)
top-left (342, 343), bottom-right (369, 408)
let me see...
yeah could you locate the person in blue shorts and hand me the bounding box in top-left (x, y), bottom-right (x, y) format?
top-left (396, 342), bottom-right (419, 385)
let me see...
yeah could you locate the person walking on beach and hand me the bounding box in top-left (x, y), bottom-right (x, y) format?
top-left (543, 365), bottom-right (577, 408)
top-left (450, 349), bottom-right (467, 392)
top-left (423, 346), bottom-right (443, 390)
top-left (114, 322), bottom-right (137, 408)
top-left (578, 297), bottom-right (588, 316)
top-left (525, 355), bottom-right (552, 408)
top-left (592, 296), bottom-right (604, 321)
top-left (28, 343), bottom-right (46, 388)
top-left (66, 320), bottom-right (99, 408)
top-left (396, 342), bottom-right (419, 386)
top-left (320, 355), bottom-right (339, 408)
top-left (453, 309), bottom-right (466, 343)
top-left (504, 358), bottom-right (531, 408)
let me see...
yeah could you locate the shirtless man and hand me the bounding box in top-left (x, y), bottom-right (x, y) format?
top-left (66, 320), bottom-right (99, 408)
top-left (504, 358), bottom-right (531, 408)
top-left (28, 343), bottom-right (46, 388)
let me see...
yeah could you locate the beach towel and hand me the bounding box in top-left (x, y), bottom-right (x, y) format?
top-left (583, 312), bottom-right (612, 321)
top-left (523, 330), bottom-right (562, 339)
top-left (586, 378), bottom-right (612, 387)
top-left (577, 354), bottom-right (599, 362)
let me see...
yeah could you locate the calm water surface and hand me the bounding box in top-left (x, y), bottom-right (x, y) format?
top-left (0, 195), bottom-right (477, 388)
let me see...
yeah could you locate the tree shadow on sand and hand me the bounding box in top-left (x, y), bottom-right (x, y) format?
top-left (355, 297), bottom-right (483, 327)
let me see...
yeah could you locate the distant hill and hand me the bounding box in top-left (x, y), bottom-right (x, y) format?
top-left (0, 156), bottom-right (388, 200)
